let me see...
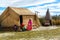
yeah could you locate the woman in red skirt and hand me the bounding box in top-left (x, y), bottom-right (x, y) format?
top-left (27, 19), bottom-right (32, 31)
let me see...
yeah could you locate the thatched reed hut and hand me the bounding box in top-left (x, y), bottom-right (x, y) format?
top-left (0, 7), bottom-right (40, 29)
top-left (44, 9), bottom-right (52, 26)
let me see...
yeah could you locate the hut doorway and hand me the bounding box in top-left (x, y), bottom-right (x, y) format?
top-left (20, 15), bottom-right (23, 25)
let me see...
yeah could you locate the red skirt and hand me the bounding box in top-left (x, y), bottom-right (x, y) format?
top-left (27, 25), bottom-right (32, 31)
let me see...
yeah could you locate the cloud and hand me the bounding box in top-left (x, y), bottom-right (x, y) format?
top-left (0, 0), bottom-right (60, 16)
top-left (28, 2), bottom-right (60, 16)
top-left (10, 0), bottom-right (55, 7)
top-left (28, 6), bottom-right (47, 16)
top-left (0, 0), bottom-right (55, 7)
top-left (0, 0), bottom-right (22, 7)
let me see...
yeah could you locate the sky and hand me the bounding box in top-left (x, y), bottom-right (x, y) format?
top-left (0, 0), bottom-right (60, 16)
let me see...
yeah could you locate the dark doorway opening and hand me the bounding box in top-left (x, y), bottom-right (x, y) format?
top-left (20, 15), bottom-right (23, 25)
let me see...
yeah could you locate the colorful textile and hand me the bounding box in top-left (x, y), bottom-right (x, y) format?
top-left (20, 23), bottom-right (24, 28)
top-left (22, 26), bottom-right (26, 31)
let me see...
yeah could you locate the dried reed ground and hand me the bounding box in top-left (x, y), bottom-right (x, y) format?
top-left (0, 26), bottom-right (60, 40)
